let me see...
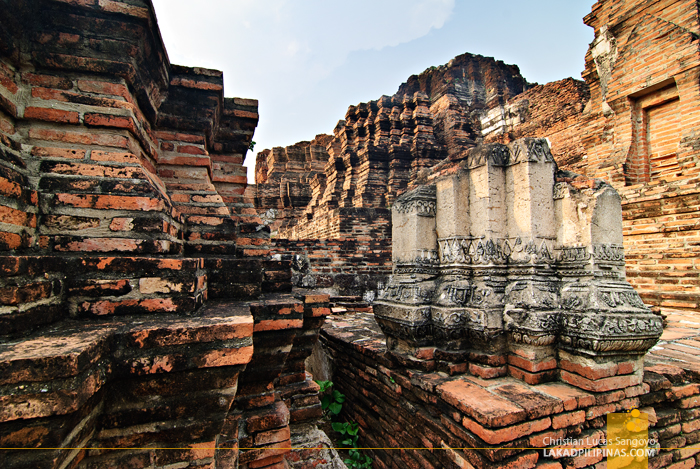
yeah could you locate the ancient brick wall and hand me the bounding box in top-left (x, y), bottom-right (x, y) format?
top-left (270, 237), bottom-right (392, 300)
top-left (318, 313), bottom-right (700, 469)
top-left (252, 135), bottom-right (332, 236)
top-left (578, 0), bottom-right (700, 311)
top-left (280, 207), bottom-right (392, 241)
top-left (0, 0), bottom-right (269, 314)
top-left (253, 53), bottom-right (531, 241)
top-left (481, 78), bottom-right (590, 174)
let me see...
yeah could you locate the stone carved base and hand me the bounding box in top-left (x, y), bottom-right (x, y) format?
top-left (560, 279), bottom-right (650, 314)
top-left (374, 303), bottom-right (433, 351)
top-left (559, 312), bottom-right (662, 356)
top-left (504, 309), bottom-right (559, 384)
top-left (375, 140), bottom-right (663, 390)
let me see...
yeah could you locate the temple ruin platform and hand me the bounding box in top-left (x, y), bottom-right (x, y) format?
top-left (317, 312), bottom-right (700, 469)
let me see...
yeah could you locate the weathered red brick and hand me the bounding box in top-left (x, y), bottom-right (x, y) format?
top-left (84, 112), bottom-right (134, 131)
top-left (560, 370), bottom-right (642, 392)
top-left (31, 146), bottom-right (85, 159)
top-left (24, 107), bottom-right (79, 124)
top-left (22, 72), bottom-right (73, 90)
top-left (56, 194), bottom-right (164, 211)
top-left (246, 402), bottom-right (290, 433)
top-left (253, 319), bottom-right (304, 332)
top-left (29, 128), bottom-right (129, 148)
top-left (177, 144), bottom-right (207, 155)
top-left (0, 281), bottom-right (52, 305)
top-left (551, 410), bottom-right (586, 430)
top-left (437, 379), bottom-right (527, 427)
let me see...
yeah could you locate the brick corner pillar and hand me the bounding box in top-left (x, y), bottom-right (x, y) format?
top-left (278, 294), bottom-right (336, 469)
top-left (228, 295), bottom-right (303, 469)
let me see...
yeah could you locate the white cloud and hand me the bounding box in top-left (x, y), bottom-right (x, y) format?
top-left (152, 0), bottom-right (455, 100)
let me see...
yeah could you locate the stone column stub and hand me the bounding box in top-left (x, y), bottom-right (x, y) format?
top-left (375, 184), bottom-right (438, 354)
top-left (375, 138), bottom-right (663, 387)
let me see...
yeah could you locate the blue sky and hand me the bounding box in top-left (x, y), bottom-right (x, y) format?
top-left (151, 1), bottom-right (595, 181)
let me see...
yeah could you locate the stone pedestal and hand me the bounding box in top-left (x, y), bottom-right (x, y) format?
top-left (374, 185), bottom-right (438, 359)
top-left (375, 139), bottom-right (663, 387)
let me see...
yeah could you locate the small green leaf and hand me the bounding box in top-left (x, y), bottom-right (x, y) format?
top-left (332, 390), bottom-right (346, 403)
top-left (331, 422), bottom-right (346, 433)
top-left (321, 395), bottom-right (332, 409)
top-left (314, 380), bottom-right (333, 392)
top-left (328, 402), bottom-right (342, 415)
top-left (341, 438), bottom-right (353, 446)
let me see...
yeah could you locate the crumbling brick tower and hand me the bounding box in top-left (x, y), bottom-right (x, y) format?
top-left (250, 55), bottom-right (533, 299)
top-left (0, 1), bottom-right (332, 468)
top-left (251, 135), bottom-right (332, 236)
top-left (253, 53), bottom-right (530, 241)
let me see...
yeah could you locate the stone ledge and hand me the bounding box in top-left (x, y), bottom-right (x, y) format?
top-left (0, 302), bottom-right (254, 422)
top-left (0, 293), bottom-right (330, 469)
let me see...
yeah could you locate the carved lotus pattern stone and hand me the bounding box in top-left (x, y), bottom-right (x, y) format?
top-left (374, 139), bottom-right (662, 383)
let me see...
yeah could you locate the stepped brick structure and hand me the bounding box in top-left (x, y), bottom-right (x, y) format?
top-left (252, 54), bottom-right (538, 298)
top-left (254, 53), bottom-right (531, 241)
top-left (5, 0), bottom-right (700, 468)
top-left (253, 63), bottom-right (591, 245)
top-left (0, 1), bottom-right (334, 468)
top-left (252, 135), bottom-right (332, 236)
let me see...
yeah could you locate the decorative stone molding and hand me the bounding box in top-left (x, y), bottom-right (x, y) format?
top-left (392, 185), bottom-right (438, 216)
top-left (375, 139), bottom-right (663, 387)
top-left (438, 236), bottom-right (555, 266)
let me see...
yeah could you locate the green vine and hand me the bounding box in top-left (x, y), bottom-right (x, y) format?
top-left (315, 380), bottom-right (374, 468)
top-left (332, 421), bottom-right (373, 468)
top-left (316, 380), bottom-right (345, 418)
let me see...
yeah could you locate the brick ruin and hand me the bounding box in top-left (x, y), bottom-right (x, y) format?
top-left (252, 53), bottom-right (538, 300)
top-left (307, 143), bottom-right (700, 469)
top-left (253, 0), bottom-right (700, 313)
top-left (252, 134), bottom-right (333, 237)
top-left (253, 53), bottom-right (531, 241)
top-left (0, 1), bottom-right (334, 468)
top-left (250, 54), bottom-right (594, 302)
top-left (310, 140), bottom-right (700, 468)
top-left (4, 0), bottom-right (700, 469)
top-left (577, 0), bottom-right (700, 312)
